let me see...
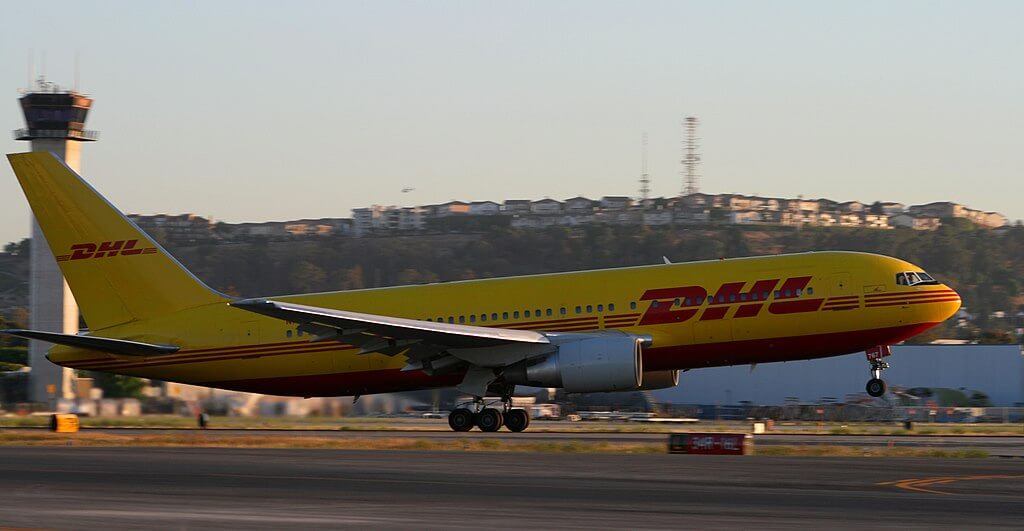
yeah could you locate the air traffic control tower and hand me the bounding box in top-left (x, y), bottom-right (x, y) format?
top-left (14, 78), bottom-right (98, 406)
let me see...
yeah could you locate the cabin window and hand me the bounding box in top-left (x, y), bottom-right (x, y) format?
top-left (535, 308), bottom-right (541, 316)
top-left (459, 316), bottom-right (465, 324)
top-left (448, 317), bottom-right (454, 323)
top-left (697, 296), bottom-right (704, 305)
top-left (576, 306), bottom-right (582, 314)
top-left (740, 293), bottom-right (747, 302)
top-left (560, 307), bottom-right (567, 315)
top-left (297, 330), bottom-right (303, 337)
top-left (286, 330), bottom-right (292, 338)
top-left (470, 315), bottom-right (477, 323)
top-left (597, 304), bottom-right (604, 312)
top-left (492, 313), bottom-right (498, 321)
top-left (502, 312), bottom-right (509, 320)
top-left (481, 314), bottom-right (487, 322)
top-left (546, 309), bottom-right (553, 317)
top-left (514, 311), bottom-right (520, 319)
top-left (651, 301), bottom-right (659, 309)
top-left (762, 292), bottom-right (769, 300)
top-left (807, 287), bottom-right (814, 295)
top-left (525, 310), bottom-right (531, 318)
top-left (684, 297), bottom-right (691, 306)
top-left (717, 295), bottom-right (725, 303)
top-left (584, 305), bottom-right (591, 313)
top-left (795, 288), bottom-right (802, 297)
top-left (630, 301), bottom-right (637, 310)
top-left (673, 298), bottom-right (680, 307)
top-left (609, 303), bottom-right (616, 311)
top-left (728, 294), bottom-right (736, 302)
top-left (774, 290), bottom-right (781, 298)
top-left (784, 289), bottom-right (792, 297)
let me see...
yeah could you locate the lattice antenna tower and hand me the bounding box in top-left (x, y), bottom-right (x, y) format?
top-left (681, 116), bottom-right (701, 196)
top-left (639, 132), bottom-right (650, 202)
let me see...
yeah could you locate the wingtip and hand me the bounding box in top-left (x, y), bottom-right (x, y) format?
top-left (229, 298), bottom-right (268, 308)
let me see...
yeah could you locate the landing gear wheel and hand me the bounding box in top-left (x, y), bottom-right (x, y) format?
top-left (504, 408), bottom-right (530, 432)
top-left (866, 378), bottom-right (887, 397)
top-left (476, 408), bottom-right (504, 432)
top-left (448, 408), bottom-right (475, 432)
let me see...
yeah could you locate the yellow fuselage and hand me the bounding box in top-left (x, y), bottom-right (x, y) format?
top-left (50, 251), bottom-right (960, 397)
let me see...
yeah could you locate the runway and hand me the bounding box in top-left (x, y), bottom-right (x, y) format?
top-left (1, 447), bottom-right (1022, 529)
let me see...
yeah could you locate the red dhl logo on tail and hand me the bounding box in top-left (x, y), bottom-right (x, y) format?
top-left (55, 240), bottom-right (157, 262)
top-left (639, 276), bottom-right (823, 324)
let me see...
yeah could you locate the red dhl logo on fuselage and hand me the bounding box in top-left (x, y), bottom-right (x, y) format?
top-left (639, 276), bottom-right (823, 324)
top-left (55, 239), bottom-right (158, 262)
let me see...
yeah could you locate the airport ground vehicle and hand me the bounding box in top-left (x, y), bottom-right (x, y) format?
top-left (3, 152), bottom-right (961, 431)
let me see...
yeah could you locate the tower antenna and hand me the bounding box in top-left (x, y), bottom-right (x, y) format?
top-left (74, 51), bottom-right (80, 92)
top-left (681, 116), bottom-right (701, 196)
top-left (639, 132), bottom-right (650, 202)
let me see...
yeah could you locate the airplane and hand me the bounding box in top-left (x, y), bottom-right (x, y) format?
top-left (2, 152), bottom-right (961, 432)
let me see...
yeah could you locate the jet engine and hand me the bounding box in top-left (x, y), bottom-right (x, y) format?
top-left (503, 332), bottom-right (643, 392)
top-left (638, 369), bottom-right (680, 390)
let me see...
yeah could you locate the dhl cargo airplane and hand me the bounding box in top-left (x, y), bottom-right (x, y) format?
top-left (3, 152), bottom-right (961, 432)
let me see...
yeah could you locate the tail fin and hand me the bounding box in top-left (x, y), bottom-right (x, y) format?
top-left (7, 152), bottom-right (226, 331)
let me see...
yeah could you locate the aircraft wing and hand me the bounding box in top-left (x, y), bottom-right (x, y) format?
top-left (230, 298), bottom-right (569, 396)
top-left (230, 298), bottom-right (550, 351)
top-left (0, 329), bottom-right (180, 356)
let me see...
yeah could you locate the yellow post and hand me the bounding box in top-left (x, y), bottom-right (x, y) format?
top-left (50, 414), bottom-right (79, 433)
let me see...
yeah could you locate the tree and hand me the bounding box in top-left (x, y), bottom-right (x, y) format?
top-left (84, 371), bottom-right (147, 399)
top-left (288, 261), bottom-right (327, 294)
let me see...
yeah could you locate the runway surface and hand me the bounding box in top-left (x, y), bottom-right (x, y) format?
top-left (1, 447), bottom-right (1022, 529)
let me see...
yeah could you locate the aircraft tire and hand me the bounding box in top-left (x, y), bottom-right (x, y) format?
top-left (866, 378), bottom-right (886, 397)
top-left (448, 408), bottom-right (475, 431)
top-left (477, 408), bottom-right (504, 432)
top-left (504, 408), bottom-right (530, 432)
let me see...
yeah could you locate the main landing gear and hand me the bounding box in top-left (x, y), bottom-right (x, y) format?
top-left (865, 345), bottom-right (892, 398)
top-left (447, 395), bottom-right (531, 432)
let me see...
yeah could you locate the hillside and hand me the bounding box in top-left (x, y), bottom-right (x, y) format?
top-left (2, 220), bottom-right (1021, 343)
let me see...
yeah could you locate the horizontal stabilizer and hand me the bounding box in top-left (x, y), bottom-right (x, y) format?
top-left (0, 329), bottom-right (179, 356)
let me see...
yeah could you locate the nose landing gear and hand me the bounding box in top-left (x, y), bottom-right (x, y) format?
top-left (865, 345), bottom-right (892, 397)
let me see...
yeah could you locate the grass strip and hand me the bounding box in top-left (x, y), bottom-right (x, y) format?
top-left (0, 432), bottom-right (663, 454)
top-left (754, 445), bottom-right (989, 458)
top-left (0, 433), bottom-right (993, 457)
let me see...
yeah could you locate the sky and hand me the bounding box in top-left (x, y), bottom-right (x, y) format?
top-left (1, 0), bottom-right (1021, 245)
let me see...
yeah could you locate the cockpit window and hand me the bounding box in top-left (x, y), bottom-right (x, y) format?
top-left (896, 271), bottom-right (940, 286)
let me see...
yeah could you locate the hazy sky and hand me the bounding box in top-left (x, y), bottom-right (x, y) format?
top-left (1, 1), bottom-right (1021, 245)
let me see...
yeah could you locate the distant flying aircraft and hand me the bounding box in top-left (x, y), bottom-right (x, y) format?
top-left (401, 187), bottom-right (414, 193)
top-left (4, 152), bottom-right (961, 432)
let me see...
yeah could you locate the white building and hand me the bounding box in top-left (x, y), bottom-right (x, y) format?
top-left (469, 201), bottom-right (501, 216)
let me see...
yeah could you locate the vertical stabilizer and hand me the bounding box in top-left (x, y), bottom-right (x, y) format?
top-left (7, 152), bottom-right (226, 331)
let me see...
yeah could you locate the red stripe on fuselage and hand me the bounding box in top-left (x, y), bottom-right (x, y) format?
top-left (192, 322), bottom-right (943, 397)
top-left (643, 321), bottom-right (940, 372)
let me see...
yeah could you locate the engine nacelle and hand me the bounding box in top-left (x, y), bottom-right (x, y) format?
top-left (503, 332), bottom-right (643, 393)
top-left (638, 369), bottom-right (679, 390)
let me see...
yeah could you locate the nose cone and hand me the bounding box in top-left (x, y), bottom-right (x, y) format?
top-left (937, 284), bottom-right (962, 322)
